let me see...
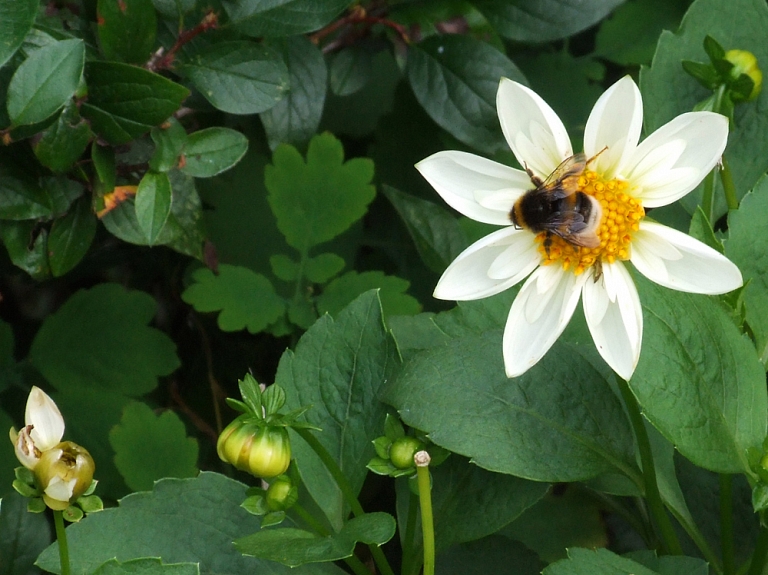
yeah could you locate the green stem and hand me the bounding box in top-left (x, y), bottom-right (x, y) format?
top-left (746, 520), bottom-right (768, 575)
top-left (702, 168), bottom-right (717, 225)
top-left (617, 377), bottom-right (683, 555)
top-left (53, 510), bottom-right (71, 575)
top-left (721, 474), bottom-right (735, 575)
top-left (719, 157), bottom-right (739, 211)
top-left (294, 428), bottom-right (395, 575)
top-left (416, 460), bottom-right (435, 575)
top-left (401, 491), bottom-right (420, 575)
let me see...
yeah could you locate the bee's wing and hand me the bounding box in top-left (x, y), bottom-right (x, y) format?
top-left (544, 211), bottom-right (601, 249)
top-left (540, 153), bottom-right (586, 199)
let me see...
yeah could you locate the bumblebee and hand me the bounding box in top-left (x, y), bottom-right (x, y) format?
top-left (511, 152), bottom-right (603, 256)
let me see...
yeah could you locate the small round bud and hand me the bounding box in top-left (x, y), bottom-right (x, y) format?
top-left (265, 475), bottom-right (297, 511)
top-left (35, 441), bottom-right (95, 511)
top-left (389, 436), bottom-right (424, 469)
top-left (217, 416), bottom-right (291, 479)
top-left (414, 450), bottom-right (431, 467)
top-left (725, 49), bottom-right (762, 101)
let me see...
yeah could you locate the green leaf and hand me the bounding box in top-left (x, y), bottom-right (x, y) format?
top-left (0, 0), bottom-right (37, 68)
top-left (92, 143), bottom-right (116, 192)
top-left (36, 472), bottom-right (346, 575)
top-left (81, 62), bottom-right (190, 145)
top-left (270, 254), bottom-right (300, 281)
top-left (0, 221), bottom-right (50, 279)
top-left (0, 319), bottom-right (14, 394)
top-left (150, 118), bottom-right (187, 173)
top-left (317, 271), bottom-right (421, 320)
top-left (688, 206), bottom-right (722, 253)
top-left (435, 537), bottom-right (543, 575)
top-left (382, 184), bottom-right (468, 274)
top-left (623, 551), bottom-right (708, 575)
top-left (630, 275), bottom-right (767, 474)
top-left (7, 39), bottom-right (84, 126)
top-left (29, 284), bottom-right (180, 396)
top-left (407, 35), bottom-right (525, 154)
top-left (0, 490), bottom-right (54, 575)
top-left (110, 401), bottom-right (199, 492)
top-left (543, 548), bottom-right (659, 575)
top-left (152, 0), bottom-right (196, 18)
top-left (224, 0), bottom-right (349, 37)
top-left (33, 100), bottom-right (92, 173)
top-left (235, 513), bottom-right (396, 567)
top-left (329, 47), bottom-right (371, 97)
top-left (472, 0), bottom-right (625, 42)
top-left (48, 196), bottom-right (97, 277)
top-left (0, 168), bottom-right (53, 220)
top-left (726, 176), bottom-right (768, 365)
top-left (181, 127), bottom-right (249, 178)
top-left (266, 133), bottom-right (375, 252)
top-left (44, 176), bottom-right (84, 217)
top-left (135, 171), bottom-right (173, 245)
top-left (639, 0), bottom-right (768, 220)
top-left (304, 252), bottom-right (345, 283)
top-left (182, 264), bottom-right (286, 333)
top-left (97, 0), bottom-right (157, 64)
top-left (593, 0), bottom-right (688, 66)
top-left (277, 291), bottom-right (398, 530)
top-left (91, 558), bottom-right (199, 575)
top-left (260, 36), bottom-right (327, 150)
top-left (385, 303), bottom-right (639, 482)
top-left (180, 41), bottom-right (289, 115)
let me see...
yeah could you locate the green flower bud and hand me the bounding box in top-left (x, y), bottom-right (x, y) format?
top-left (265, 475), bottom-right (297, 511)
top-left (725, 49), bottom-right (762, 101)
top-left (389, 436), bottom-right (425, 469)
top-left (217, 416), bottom-right (291, 478)
top-left (35, 441), bottom-right (95, 511)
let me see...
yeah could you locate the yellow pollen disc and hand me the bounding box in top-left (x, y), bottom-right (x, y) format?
top-left (537, 169), bottom-right (645, 275)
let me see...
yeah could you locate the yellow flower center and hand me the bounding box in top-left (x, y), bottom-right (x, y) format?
top-left (538, 170), bottom-right (645, 275)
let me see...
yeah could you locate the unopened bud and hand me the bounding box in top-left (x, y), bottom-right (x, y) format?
top-left (725, 49), bottom-right (762, 101)
top-left (217, 416), bottom-right (291, 479)
top-left (35, 441), bottom-right (95, 511)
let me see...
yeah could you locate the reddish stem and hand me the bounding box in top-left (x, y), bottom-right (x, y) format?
top-left (149, 11), bottom-right (218, 71)
top-left (309, 5), bottom-right (409, 47)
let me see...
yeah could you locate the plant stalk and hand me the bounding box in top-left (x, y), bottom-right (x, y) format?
top-left (720, 474), bottom-right (735, 575)
top-left (719, 157), bottom-right (739, 211)
top-left (415, 453), bottom-right (435, 575)
top-left (53, 510), bottom-right (71, 575)
top-left (746, 519), bottom-right (768, 575)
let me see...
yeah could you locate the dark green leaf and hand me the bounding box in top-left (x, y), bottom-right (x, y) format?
top-left (29, 284), bottom-right (180, 396)
top-left (277, 291), bottom-right (398, 529)
top-left (435, 537), bottom-right (543, 575)
top-left (0, 221), bottom-right (50, 279)
top-left (0, 490), bottom-right (54, 575)
top-left (543, 548), bottom-right (659, 575)
top-left (152, 0), bottom-right (196, 18)
top-left (224, 0), bottom-right (349, 37)
top-left (181, 264), bottom-right (286, 333)
top-left (382, 184), bottom-right (467, 273)
top-left (110, 401), bottom-right (199, 491)
top-left (43, 176), bottom-right (85, 217)
top-left (681, 60), bottom-right (721, 90)
top-left (48, 196), bottom-right (97, 277)
top-left (34, 101), bottom-right (92, 173)
top-left (97, 0), bottom-right (157, 64)
top-left (235, 513), bottom-right (396, 567)
top-left (407, 35), bottom-right (525, 154)
top-left (266, 133), bottom-right (375, 252)
top-left (81, 62), bottom-right (190, 144)
top-left (7, 39), bottom-right (84, 126)
top-left (135, 171), bottom-right (173, 245)
top-left (180, 41), bottom-right (289, 114)
top-left (92, 558), bottom-right (199, 575)
top-left (270, 254), bottom-right (300, 281)
top-left (688, 206), bottom-right (722, 253)
top-left (0, 167), bottom-right (53, 220)
top-left (181, 127), bottom-right (249, 178)
top-left (317, 271), bottom-right (421, 320)
top-left (623, 551), bottom-right (708, 575)
top-left (703, 34), bottom-right (726, 62)
top-left (472, 0), bottom-right (625, 42)
top-left (92, 143), bottom-right (116, 192)
top-left (0, 0), bottom-right (37, 68)
top-left (631, 275), bottom-right (766, 474)
top-left (150, 118), bottom-right (187, 172)
top-left (329, 47), bottom-right (371, 97)
top-left (260, 36), bottom-right (327, 150)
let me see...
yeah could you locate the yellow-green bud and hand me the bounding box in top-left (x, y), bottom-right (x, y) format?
top-left (725, 49), bottom-right (762, 101)
top-left (265, 475), bottom-right (297, 511)
top-left (389, 436), bottom-right (424, 469)
top-left (35, 441), bottom-right (95, 511)
top-left (217, 416), bottom-right (291, 478)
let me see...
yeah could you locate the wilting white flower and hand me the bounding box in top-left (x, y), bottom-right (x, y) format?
top-left (10, 386), bottom-right (65, 470)
top-left (416, 76), bottom-right (742, 380)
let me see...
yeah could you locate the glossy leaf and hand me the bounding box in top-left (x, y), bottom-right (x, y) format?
top-left (0, 221), bottom-right (50, 279)
top-left (543, 548), bottom-right (659, 575)
top-left (81, 62), bottom-right (189, 144)
top-left (317, 271), bottom-right (421, 320)
top-left (260, 36), bottom-right (327, 150)
top-left (97, 0), bottom-right (157, 64)
top-left (7, 39), bottom-right (84, 126)
top-left (329, 47), bottom-right (371, 97)
top-left (181, 127), bottom-right (249, 178)
top-left (407, 35), bottom-right (525, 154)
top-left (265, 133), bottom-right (375, 252)
top-left (34, 101), bottom-right (92, 173)
top-left (92, 143), bottom-right (116, 192)
top-left (180, 41), bottom-right (289, 115)
top-left (0, 0), bottom-right (37, 68)
top-left (224, 0), bottom-right (349, 37)
top-left (91, 559), bottom-right (199, 575)
top-left (181, 264), bottom-right (286, 334)
top-left (135, 171), bottom-right (173, 245)
top-left (0, 168), bottom-right (53, 220)
top-left (29, 283), bottom-right (180, 396)
top-left (623, 551), bottom-right (708, 575)
top-left (110, 401), bottom-right (199, 491)
top-left (150, 118), bottom-right (187, 173)
top-left (48, 196), bottom-right (97, 277)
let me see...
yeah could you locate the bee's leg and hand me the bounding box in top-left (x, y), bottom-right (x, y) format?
top-left (543, 232), bottom-right (552, 257)
top-left (523, 162), bottom-right (543, 187)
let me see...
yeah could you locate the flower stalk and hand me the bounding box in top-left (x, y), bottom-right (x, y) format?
top-left (53, 509), bottom-right (71, 575)
top-left (415, 451), bottom-right (435, 575)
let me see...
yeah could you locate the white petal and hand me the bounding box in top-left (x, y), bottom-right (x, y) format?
top-left (416, 151), bottom-right (530, 225)
top-left (584, 262), bottom-right (642, 380)
top-left (25, 387), bottom-right (64, 451)
top-left (13, 426), bottom-right (41, 470)
top-left (626, 112), bottom-right (728, 207)
top-left (44, 475), bottom-right (77, 502)
top-left (503, 266), bottom-right (586, 377)
top-left (631, 221), bottom-right (743, 294)
top-left (434, 227), bottom-right (540, 300)
top-left (496, 78), bottom-right (572, 179)
top-left (583, 76), bottom-right (643, 178)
